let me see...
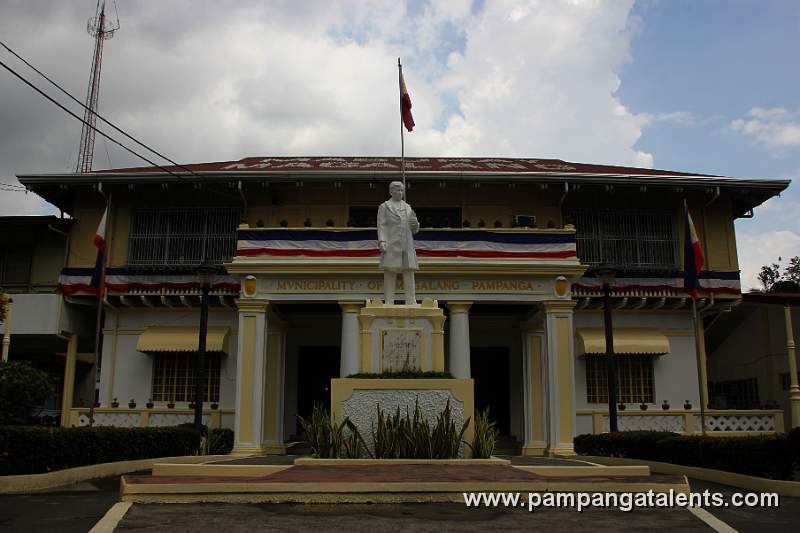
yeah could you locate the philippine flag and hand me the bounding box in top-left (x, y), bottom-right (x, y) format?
top-left (399, 69), bottom-right (415, 132)
top-left (683, 206), bottom-right (705, 299)
top-left (89, 206), bottom-right (108, 296)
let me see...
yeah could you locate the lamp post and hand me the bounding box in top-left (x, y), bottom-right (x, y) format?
top-left (594, 264), bottom-right (619, 432)
top-left (194, 259), bottom-right (218, 434)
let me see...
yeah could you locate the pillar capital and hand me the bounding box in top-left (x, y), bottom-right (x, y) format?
top-left (235, 299), bottom-right (269, 313)
top-left (542, 300), bottom-right (577, 314)
top-left (447, 301), bottom-right (473, 314)
top-left (339, 300), bottom-right (364, 313)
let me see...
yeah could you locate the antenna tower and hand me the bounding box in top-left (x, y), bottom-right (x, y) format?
top-left (76, 0), bottom-right (119, 173)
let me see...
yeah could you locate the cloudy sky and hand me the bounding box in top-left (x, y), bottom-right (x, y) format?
top-left (1, 0), bottom-right (798, 289)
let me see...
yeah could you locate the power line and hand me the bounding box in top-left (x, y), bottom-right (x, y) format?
top-left (0, 39), bottom-right (204, 179)
top-left (0, 56), bottom-right (194, 181)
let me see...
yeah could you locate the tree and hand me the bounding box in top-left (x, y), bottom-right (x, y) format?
top-left (784, 256), bottom-right (800, 284)
top-left (0, 361), bottom-right (53, 425)
top-left (758, 262), bottom-right (782, 292)
top-left (757, 256), bottom-right (800, 292)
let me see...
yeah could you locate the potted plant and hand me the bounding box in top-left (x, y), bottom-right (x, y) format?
top-left (128, 398), bottom-right (136, 409)
top-left (111, 397), bottom-right (119, 408)
top-left (661, 400), bottom-right (670, 410)
top-left (210, 402), bottom-right (219, 410)
top-left (683, 400), bottom-right (692, 410)
top-left (146, 398), bottom-right (154, 409)
top-left (639, 402), bottom-right (648, 410)
top-left (617, 403), bottom-right (626, 411)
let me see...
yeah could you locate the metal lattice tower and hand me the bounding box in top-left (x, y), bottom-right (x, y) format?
top-left (76, 1), bottom-right (119, 173)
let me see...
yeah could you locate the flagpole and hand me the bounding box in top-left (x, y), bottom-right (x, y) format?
top-left (398, 57), bottom-right (406, 200)
top-left (88, 193), bottom-right (111, 427)
top-left (685, 198), bottom-right (707, 435)
top-left (692, 297), bottom-right (707, 435)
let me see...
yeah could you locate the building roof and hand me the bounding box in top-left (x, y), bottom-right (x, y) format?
top-left (742, 291), bottom-right (800, 306)
top-left (0, 215), bottom-right (73, 227)
top-left (16, 156), bottom-right (790, 215)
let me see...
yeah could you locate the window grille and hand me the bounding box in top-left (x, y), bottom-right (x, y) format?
top-left (128, 207), bottom-right (239, 266)
top-left (568, 209), bottom-right (677, 269)
top-left (151, 352), bottom-right (221, 403)
top-left (585, 355), bottom-right (655, 404)
top-left (709, 378), bottom-right (760, 409)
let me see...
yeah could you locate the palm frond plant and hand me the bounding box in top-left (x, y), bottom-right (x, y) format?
top-left (297, 403), bottom-right (350, 458)
top-left (468, 407), bottom-right (500, 458)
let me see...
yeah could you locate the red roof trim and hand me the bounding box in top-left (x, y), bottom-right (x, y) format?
top-left (91, 156), bottom-right (721, 178)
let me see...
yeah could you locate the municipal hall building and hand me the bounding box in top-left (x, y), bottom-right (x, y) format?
top-left (11, 156), bottom-right (788, 455)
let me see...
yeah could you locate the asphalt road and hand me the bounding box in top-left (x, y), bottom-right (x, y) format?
top-left (0, 474), bottom-right (124, 533)
top-left (1, 474), bottom-right (798, 532)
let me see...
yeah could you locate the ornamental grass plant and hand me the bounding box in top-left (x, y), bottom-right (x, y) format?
top-left (469, 407), bottom-right (500, 459)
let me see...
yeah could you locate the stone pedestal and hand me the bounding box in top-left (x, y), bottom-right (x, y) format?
top-left (357, 299), bottom-right (445, 374)
top-left (331, 378), bottom-right (474, 457)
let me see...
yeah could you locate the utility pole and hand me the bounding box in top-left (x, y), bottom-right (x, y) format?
top-left (76, 1), bottom-right (119, 173)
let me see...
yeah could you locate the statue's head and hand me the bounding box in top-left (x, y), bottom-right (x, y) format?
top-left (389, 181), bottom-right (404, 201)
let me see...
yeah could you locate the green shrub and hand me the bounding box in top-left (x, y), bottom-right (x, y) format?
top-left (469, 408), bottom-right (500, 458)
top-left (347, 371), bottom-right (454, 379)
top-left (0, 426), bottom-right (201, 475)
top-left (573, 431), bottom-right (678, 458)
top-left (574, 430), bottom-right (799, 480)
top-left (0, 361), bottom-right (54, 425)
top-left (207, 428), bottom-right (234, 455)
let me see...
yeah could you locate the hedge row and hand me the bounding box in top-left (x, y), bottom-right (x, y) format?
top-left (574, 429), bottom-right (800, 480)
top-left (0, 426), bottom-right (202, 476)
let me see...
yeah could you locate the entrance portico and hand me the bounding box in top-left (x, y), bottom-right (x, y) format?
top-left (227, 225), bottom-right (585, 455)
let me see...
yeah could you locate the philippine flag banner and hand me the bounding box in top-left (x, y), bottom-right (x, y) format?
top-left (399, 69), bottom-right (415, 132)
top-left (89, 205), bottom-right (108, 296)
top-left (683, 206), bottom-right (705, 299)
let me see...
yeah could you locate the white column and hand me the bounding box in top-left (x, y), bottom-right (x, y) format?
top-left (339, 301), bottom-right (362, 377)
top-left (542, 300), bottom-right (577, 456)
top-left (233, 299), bottom-right (269, 455)
top-left (448, 301), bottom-right (472, 379)
top-left (785, 305), bottom-right (800, 428)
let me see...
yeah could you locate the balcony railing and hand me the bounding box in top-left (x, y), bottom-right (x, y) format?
top-left (234, 227), bottom-right (578, 263)
top-left (576, 408), bottom-right (784, 435)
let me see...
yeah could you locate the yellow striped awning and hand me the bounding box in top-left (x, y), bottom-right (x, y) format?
top-left (575, 328), bottom-right (670, 356)
top-left (137, 326), bottom-right (230, 353)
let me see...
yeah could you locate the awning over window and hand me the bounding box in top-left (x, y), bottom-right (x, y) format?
top-left (575, 328), bottom-right (670, 356)
top-left (137, 326), bottom-right (230, 353)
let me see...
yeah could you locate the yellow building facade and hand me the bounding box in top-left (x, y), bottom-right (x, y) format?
top-left (17, 156), bottom-right (789, 454)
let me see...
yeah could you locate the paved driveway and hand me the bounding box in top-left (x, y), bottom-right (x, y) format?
top-left (2, 471), bottom-right (798, 532)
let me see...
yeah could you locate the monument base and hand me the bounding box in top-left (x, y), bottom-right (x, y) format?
top-left (357, 299), bottom-right (446, 374)
top-left (331, 378), bottom-right (475, 458)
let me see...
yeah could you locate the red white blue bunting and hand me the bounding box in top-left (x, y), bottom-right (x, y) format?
top-left (236, 229), bottom-right (578, 260)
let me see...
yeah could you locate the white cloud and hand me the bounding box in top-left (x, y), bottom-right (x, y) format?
top-left (730, 107), bottom-right (800, 148)
top-left (737, 229), bottom-right (800, 290)
top-left (0, 0), bottom-right (656, 215)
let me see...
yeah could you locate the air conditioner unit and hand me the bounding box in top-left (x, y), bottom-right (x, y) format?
top-left (513, 214), bottom-right (536, 228)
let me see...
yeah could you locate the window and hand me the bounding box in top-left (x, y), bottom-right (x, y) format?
top-left (568, 209), bottom-right (677, 270)
top-left (709, 378), bottom-right (759, 409)
top-left (128, 207), bottom-right (239, 266)
top-left (348, 206), bottom-right (462, 228)
top-left (151, 352), bottom-right (221, 403)
top-left (0, 248), bottom-right (32, 285)
top-left (585, 355), bottom-right (655, 404)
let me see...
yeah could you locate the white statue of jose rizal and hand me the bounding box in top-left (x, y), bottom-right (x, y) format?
top-left (377, 181), bottom-right (419, 304)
